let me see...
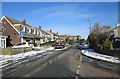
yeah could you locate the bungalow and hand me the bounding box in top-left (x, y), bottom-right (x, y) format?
top-left (1, 16), bottom-right (43, 47)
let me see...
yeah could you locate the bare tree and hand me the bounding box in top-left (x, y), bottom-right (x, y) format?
top-left (88, 23), bottom-right (111, 50)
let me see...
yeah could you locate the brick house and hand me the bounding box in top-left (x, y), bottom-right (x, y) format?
top-left (48, 29), bottom-right (60, 42)
top-left (46, 30), bottom-right (54, 41)
top-left (1, 16), bottom-right (43, 47)
top-left (40, 29), bottom-right (51, 43)
top-left (59, 35), bottom-right (68, 41)
top-left (68, 35), bottom-right (81, 41)
top-left (0, 21), bottom-right (7, 48)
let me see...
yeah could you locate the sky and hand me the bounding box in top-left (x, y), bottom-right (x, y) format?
top-left (2, 2), bottom-right (118, 39)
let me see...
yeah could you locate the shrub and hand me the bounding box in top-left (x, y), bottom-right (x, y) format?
top-left (110, 42), bottom-right (114, 50)
top-left (48, 42), bottom-right (55, 47)
top-left (103, 38), bottom-right (114, 50)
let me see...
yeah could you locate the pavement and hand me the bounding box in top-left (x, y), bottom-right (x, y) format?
top-left (2, 45), bottom-right (119, 78)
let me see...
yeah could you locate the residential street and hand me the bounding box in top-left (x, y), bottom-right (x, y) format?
top-left (2, 45), bottom-right (119, 78)
top-left (1, 2), bottom-right (120, 79)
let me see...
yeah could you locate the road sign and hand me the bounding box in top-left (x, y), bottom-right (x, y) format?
top-left (20, 31), bottom-right (24, 36)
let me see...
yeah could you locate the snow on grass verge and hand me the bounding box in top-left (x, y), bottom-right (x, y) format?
top-left (81, 49), bottom-right (120, 64)
top-left (0, 47), bottom-right (54, 68)
top-left (55, 47), bottom-right (68, 51)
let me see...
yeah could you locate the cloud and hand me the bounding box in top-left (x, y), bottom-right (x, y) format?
top-left (29, 3), bottom-right (98, 20)
top-left (25, 3), bottom-right (100, 39)
top-left (33, 4), bottom-right (80, 13)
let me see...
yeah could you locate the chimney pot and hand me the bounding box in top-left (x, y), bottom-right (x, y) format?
top-left (50, 29), bottom-right (52, 32)
top-left (39, 26), bottom-right (41, 29)
top-left (22, 19), bottom-right (26, 26)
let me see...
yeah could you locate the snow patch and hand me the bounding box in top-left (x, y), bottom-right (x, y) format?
top-left (0, 47), bottom-right (54, 68)
top-left (81, 48), bottom-right (120, 64)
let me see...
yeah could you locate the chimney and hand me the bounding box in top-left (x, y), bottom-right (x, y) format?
top-left (50, 29), bottom-right (52, 32)
top-left (39, 26), bottom-right (41, 30)
top-left (22, 19), bottom-right (26, 26)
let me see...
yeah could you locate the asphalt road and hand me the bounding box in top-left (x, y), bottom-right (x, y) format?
top-left (2, 45), bottom-right (119, 78)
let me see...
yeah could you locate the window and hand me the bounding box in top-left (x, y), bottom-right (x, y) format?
top-left (2, 27), bottom-right (6, 32)
top-left (40, 31), bottom-right (42, 36)
top-left (23, 26), bottom-right (26, 32)
top-left (34, 30), bottom-right (37, 34)
top-left (47, 34), bottom-right (50, 37)
top-left (45, 34), bottom-right (47, 37)
top-left (32, 29), bottom-right (34, 34)
top-left (26, 27), bottom-right (30, 33)
top-left (43, 34), bottom-right (45, 36)
top-left (37, 30), bottom-right (39, 35)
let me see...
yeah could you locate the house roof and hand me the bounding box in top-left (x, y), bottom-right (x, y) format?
top-left (41, 29), bottom-right (50, 35)
top-left (50, 32), bottom-right (59, 36)
top-left (24, 33), bottom-right (41, 38)
top-left (2, 16), bottom-right (43, 38)
top-left (110, 23), bottom-right (120, 32)
top-left (113, 26), bottom-right (120, 30)
top-left (5, 16), bottom-right (36, 28)
top-left (60, 35), bottom-right (68, 37)
top-left (110, 26), bottom-right (120, 32)
top-left (46, 30), bottom-right (53, 34)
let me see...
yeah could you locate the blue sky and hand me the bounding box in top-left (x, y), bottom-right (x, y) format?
top-left (2, 2), bottom-right (118, 39)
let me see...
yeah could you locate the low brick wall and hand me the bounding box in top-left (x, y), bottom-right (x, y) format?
top-left (1, 47), bottom-right (32, 55)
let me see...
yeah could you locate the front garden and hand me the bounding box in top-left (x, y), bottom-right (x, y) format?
top-left (87, 23), bottom-right (120, 58)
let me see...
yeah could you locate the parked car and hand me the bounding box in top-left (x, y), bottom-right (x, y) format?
top-left (74, 44), bottom-right (81, 49)
top-left (12, 42), bottom-right (33, 48)
top-left (54, 42), bottom-right (65, 49)
top-left (79, 44), bottom-right (89, 50)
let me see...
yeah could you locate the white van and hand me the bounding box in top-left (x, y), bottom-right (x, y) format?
top-left (12, 42), bottom-right (33, 48)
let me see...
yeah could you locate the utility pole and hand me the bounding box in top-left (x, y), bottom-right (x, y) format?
top-left (86, 20), bottom-right (92, 46)
top-left (87, 20), bottom-right (92, 33)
